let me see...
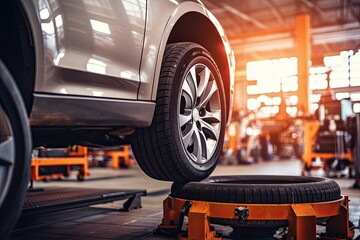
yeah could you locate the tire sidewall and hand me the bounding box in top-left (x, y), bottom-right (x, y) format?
top-left (168, 45), bottom-right (226, 177)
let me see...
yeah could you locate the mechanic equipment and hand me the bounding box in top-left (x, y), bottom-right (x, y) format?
top-left (222, 112), bottom-right (261, 164)
top-left (222, 121), bottom-right (242, 164)
top-left (31, 146), bottom-right (90, 181)
top-left (301, 98), bottom-right (354, 177)
top-left (278, 120), bottom-right (304, 158)
top-left (104, 146), bottom-right (133, 169)
top-left (301, 71), bottom-right (354, 176)
top-left (89, 146), bottom-right (133, 168)
top-left (157, 196), bottom-right (352, 240)
top-left (259, 94), bottom-right (294, 160)
top-left (353, 113), bottom-right (360, 187)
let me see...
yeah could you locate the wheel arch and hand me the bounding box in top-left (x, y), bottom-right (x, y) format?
top-left (150, 6), bottom-right (235, 123)
top-left (167, 12), bottom-right (232, 94)
top-left (0, 0), bottom-right (36, 116)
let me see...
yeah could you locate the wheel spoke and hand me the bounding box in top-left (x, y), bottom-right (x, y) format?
top-left (201, 110), bottom-right (221, 123)
top-left (193, 128), bottom-right (203, 164)
top-left (199, 119), bottom-right (220, 141)
top-left (0, 137), bottom-right (14, 166)
top-left (199, 80), bottom-right (218, 108)
top-left (189, 66), bottom-right (198, 94)
top-left (182, 80), bottom-right (195, 105)
top-left (198, 129), bottom-right (210, 161)
top-left (197, 67), bottom-right (210, 98)
top-left (182, 125), bottom-right (195, 148)
top-left (179, 109), bottom-right (192, 127)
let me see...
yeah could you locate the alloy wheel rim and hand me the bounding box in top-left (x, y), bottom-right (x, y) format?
top-left (0, 104), bottom-right (15, 206)
top-left (178, 63), bottom-right (221, 166)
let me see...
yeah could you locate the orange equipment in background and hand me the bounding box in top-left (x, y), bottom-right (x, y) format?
top-left (301, 69), bottom-right (354, 177)
top-left (222, 122), bottom-right (241, 164)
top-left (104, 146), bottom-right (133, 169)
top-left (222, 111), bottom-right (262, 165)
top-left (31, 146), bottom-right (90, 181)
top-left (301, 88), bottom-right (354, 177)
top-left (89, 146), bottom-right (134, 169)
top-left (302, 120), bottom-right (353, 176)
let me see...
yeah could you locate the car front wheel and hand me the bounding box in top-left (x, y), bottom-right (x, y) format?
top-left (131, 42), bottom-right (226, 182)
top-left (0, 59), bottom-right (32, 238)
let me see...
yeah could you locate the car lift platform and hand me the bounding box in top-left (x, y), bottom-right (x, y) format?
top-left (22, 187), bottom-right (146, 217)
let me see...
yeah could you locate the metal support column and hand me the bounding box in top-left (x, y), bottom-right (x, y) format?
top-left (288, 204), bottom-right (317, 240)
top-left (295, 14), bottom-right (311, 114)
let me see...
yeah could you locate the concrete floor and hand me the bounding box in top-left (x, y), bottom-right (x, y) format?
top-left (10, 158), bottom-right (360, 239)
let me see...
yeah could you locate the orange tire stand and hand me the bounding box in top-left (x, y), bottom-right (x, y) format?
top-left (158, 196), bottom-right (353, 240)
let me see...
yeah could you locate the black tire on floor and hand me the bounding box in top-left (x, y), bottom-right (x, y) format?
top-left (131, 42), bottom-right (226, 182)
top-left (171, 175), bottom-right (341, 204)
top-left (0, 59), bottom-right (32, 239)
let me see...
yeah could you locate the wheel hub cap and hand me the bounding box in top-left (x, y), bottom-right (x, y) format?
top-left (192, 108), bottom-right (200, 122)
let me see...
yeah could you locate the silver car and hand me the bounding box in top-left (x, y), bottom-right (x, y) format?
top-left (0, 0), bottom-right (234, 237)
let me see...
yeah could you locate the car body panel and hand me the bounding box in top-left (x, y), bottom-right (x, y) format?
top-left (20, 0), bottom-right (234, 127)
top-left (136, 0), bottom-right (176, 100)
top-left (25, 0), bottom-right (146, 100)
top-left (30, 93), bottom-right (155, 127)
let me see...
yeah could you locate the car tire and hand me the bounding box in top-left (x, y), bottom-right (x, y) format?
top-left (0, 59), bottom-right (32, 239)
top-left (171, 175), bottom-right (341, 204)
top-left (131, 42), bottom-right (226, 182)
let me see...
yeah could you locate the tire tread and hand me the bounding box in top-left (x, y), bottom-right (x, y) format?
top-left (171, 175), bottom-right (341, 204)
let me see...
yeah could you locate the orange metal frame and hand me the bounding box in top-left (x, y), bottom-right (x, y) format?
top-left (31, 146), bottom-right (90, 181)
top-left (302, 120), bottom-right (353, 174)
top-left (158, 196), bottom-right (353, 240)
top-left (223, 123), bottom-right (240, 155)
top-left (104, 146), bottom-right (133, 169)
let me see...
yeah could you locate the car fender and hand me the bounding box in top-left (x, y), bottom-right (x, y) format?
top-left (139, 0), bottom-right (234, 122)
top-left (19, 0), bottom-right (45, 97)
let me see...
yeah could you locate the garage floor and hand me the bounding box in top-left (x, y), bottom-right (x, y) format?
top-left (10, 159), bottom-right (360, 239)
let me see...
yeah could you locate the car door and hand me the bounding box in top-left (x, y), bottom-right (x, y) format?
top-left (34, 0), bottom-right (146, 100)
